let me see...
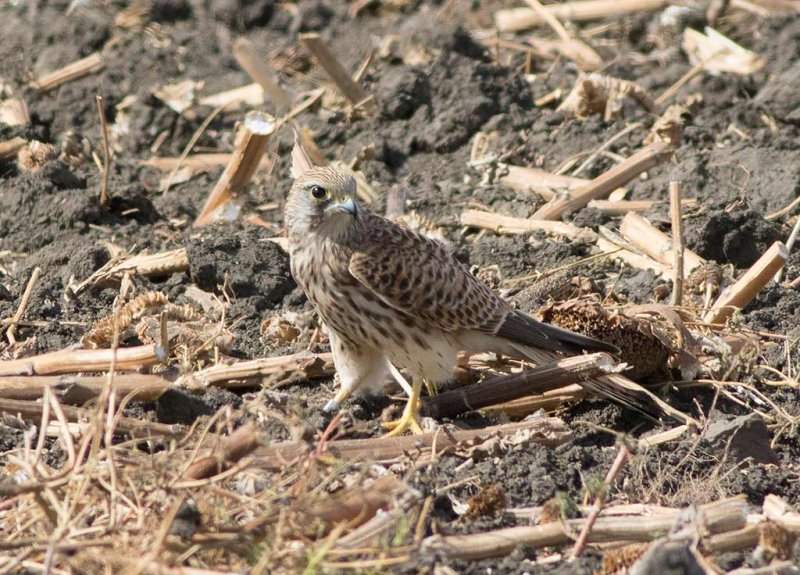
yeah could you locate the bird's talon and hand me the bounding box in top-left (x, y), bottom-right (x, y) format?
top-left (382, 400), bottom-right (424, 436)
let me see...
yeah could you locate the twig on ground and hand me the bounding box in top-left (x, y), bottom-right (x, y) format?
top-left (199, 83), bottom-right (264, 110)
top-left (95, 96), bottom-right (111, 205)
top-left (571, 439), bottom-right (633, 556)
top-left (670, 181), bottom-right (685, 306)
top-left (422, 353), bottom-right (617, 419)
top-left (233, 38), bottom-right (292, 112)
top-left (194, 111), bottom-right (276, 227)
top-left (703, 241), bottom-right (788, 324)
top-left (5, 266), bottom-right (41, 344)
top-left (619, 212), bottom-right (704, 277)
top-left (299, 33), bottom-right (374, 110)
top-left (0, 344), bottom-right (161, 376)
top-left (429, 497), bottom-right (747, 560)
top-left (531, 142), bottom-right (674, 220)
top-left (0, 373), bottom-right (170, 403)
top-left (522, 0), bottom-right (602, 71)
top-left (175, 351), bottom-right (335, 389)
top-left (460, 210), bottom-right (595, 240)
top-left (31, 52), bottom-right (104, 92)
top-left (494, 0), bottom-right (669, 33)
top-left (181, 423), bottom-right (260, 481)
top-left (588, 199), bottom-right (697, 215)
top-left (0, 398), bottom-right (183, 445)
top-left (68, 248), bottom-right (190, 296)
top-left (254, 417), bottom-right (572, 465)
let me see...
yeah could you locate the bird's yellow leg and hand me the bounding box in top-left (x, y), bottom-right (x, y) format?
top-left (383, 377), bottom-right (425, 436)
top-left (323, 385), bottom-right (352, 413)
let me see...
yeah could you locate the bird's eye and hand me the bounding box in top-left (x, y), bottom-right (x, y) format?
top-left (310, 185), bottom-right (327, 200)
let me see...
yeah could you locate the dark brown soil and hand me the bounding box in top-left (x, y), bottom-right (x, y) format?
top-left (2, 2), bottom-right (800, 573)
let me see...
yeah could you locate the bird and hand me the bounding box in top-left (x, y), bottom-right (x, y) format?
top-left (284, 164), bottom-right (620, 436)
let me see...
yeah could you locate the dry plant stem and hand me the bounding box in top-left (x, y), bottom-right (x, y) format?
top-left (182, 423), bottom-right (259, 481)
top-left (95, 96), bottom-right (111, 205)
top-left (670, 181), bottom-right (685, 305)
top-left (775, 215), bottom-right (800, 283)
top-left (176, 351), bottom-right (334, 389)
top-left (0, 398), bottom-right (184, 443)
top-left (31, 52), bottom-right (104, 92)
top-left (500, 165), bottom-right (625, 200)
top-left (703, 241), bottom-right (788, 324)
top-left (0, 373), bottom-right (170, 402)
top-left (0, 344), bottom-right (160, 376)
top-left (255, 417), bottom-right (571, 465)
top-left (299, 33), bottom-right (372, 108)
top-left (233, 38), bottom-right (292, 112)
top-left (588, 199), bottom-right (697, 214)
top-left (620, 212), bottom-right (705, 276)
top-left (194, 112), bottom-right (276, 227)
top-left (0, 97), bottom-right (31, 126)
top-left (142, 153), bottom-right (273, 171)
top-left (6, 266), bottom-right (41, 345)
top-left (0, 136), bottom-right (27, 161)
top-left (431, 499), bottom-right (746, 560)
top-left (481, 385), bottom-right (585, 418)
top-left (571, 442), bottom-right (631, 557)
top-left (522, 0), bottom-right (602, 71)
top-left (200, 83), bottom-right (264, 110)
top-left (460, 210), bottom-right (592, 238)
top-left (494, 0), bottom-right (669, 33)
top-left (71, 248), bottom-right (189, 295)
top-left (597, 236), bottom-right (672, 277)
top-left (422, 353), bottom-right (617, 419)
top-left (703, 524), bottom-right (760, 553)
top-left (532, 142), bottom-right (674, 220)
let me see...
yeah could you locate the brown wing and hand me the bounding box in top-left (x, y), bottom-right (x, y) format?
top-left (348, 216), bottom-right (507, 333)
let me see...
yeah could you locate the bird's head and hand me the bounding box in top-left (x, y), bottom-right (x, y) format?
top-left (285, 166), bottom-right (361, 242)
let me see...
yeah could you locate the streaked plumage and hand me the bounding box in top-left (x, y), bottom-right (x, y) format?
top-left (285, 165), bottom-right (617, 434)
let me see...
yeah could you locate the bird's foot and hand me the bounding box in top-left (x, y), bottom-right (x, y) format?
top-left (323, 386), bottom-right (351, 413)
top-left (382, 398), bottom-right (424, 436)
top-left (322, 399), bottom-right (339, 413)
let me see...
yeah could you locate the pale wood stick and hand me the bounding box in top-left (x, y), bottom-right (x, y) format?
top-left (300, 33), bottom-right (372, 108)
top-left (175, 351), bottom-right (335, 389)
top-left (69, 248), bottom-right (189, 296)
top-left (181, 423), bottom-right (259, 481)
top-left (522, 0), bottom-right (603, 71)
top-left (0, 98), bottom-right (31, 126)
top-left (460, 210), bottom-right (595, 239)
top-left (531, 142), bottom-right (674, 220)
top-left (194, 111), bottom-right (276, 227)
top-left (0, 373), bottom-right (170, 403)
top-left (0, 136), bottom-right (27, 161)
top-left (669, 181), bottom-right (685, 305)
top-left (233, 38), bottom-right (292, 112)
top-left (481, 386), bottom-right (586, 418)
top-left (703, 524), bottom-right (760, 553)
top-left (597, 235), bottom-right (672, 278)
top-left (500, 165), bottom-right (628, 200)
top-left (588, 199), bottom-right (697, 215)
top-left (0, 398), bottom-right (184, 442)
top-left (95, 95), bottom-right (111, 205)
top-left (253, 417), bottom-right (571, 465)
top-left (141, 153), bottom-right (273, 172)
top-left (571, 442), bottom-right (631, 556)
top-left (199, 83), bottom-right (264, 110)
top-left (31, 52), bottom-right (105, 92)
top-left (6, 267), bottom-right (41, 345)
top-left (703, 241), bottom-right (788, 324)
top-left (422, 353), bottom-right (617, 419)
top-left (0, 344), bottom-right (161, 376)
top-left (494, 0), bottom-right (669, 33)
top-left (430, 498), bottom-right (746, 560)
top-left (619, 212), bottom-right (705, 276)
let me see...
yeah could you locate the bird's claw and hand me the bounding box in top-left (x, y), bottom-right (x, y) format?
top-left (382, 400), bottom-right (425, 436)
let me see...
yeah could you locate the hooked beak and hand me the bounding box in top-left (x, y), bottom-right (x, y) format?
top-left (327, 197), bottom-right (358, 216)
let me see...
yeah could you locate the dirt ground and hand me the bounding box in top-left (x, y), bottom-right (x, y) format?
top-left (2, 1), bottom-right (800, 574)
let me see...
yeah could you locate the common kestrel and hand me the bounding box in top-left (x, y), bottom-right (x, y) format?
top-left (285, 165), bottom-right (618, 435)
